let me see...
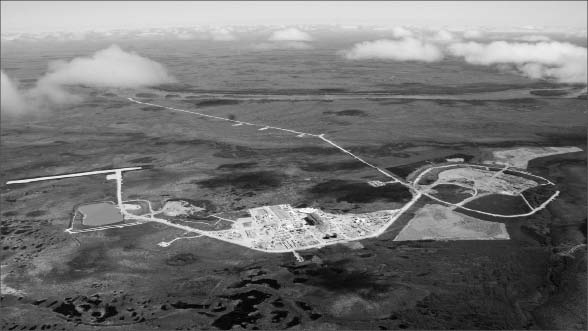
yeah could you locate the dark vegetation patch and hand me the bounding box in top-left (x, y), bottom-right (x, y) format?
top-left (521, 185), bottom-right (557, 209)
top-left (309, 180), bottom-right (412, 204)
top-left (228, 278), bottom-right (281, 290)
top-left (53, 301), bottom-right (82, 319)
top-left (318, 88), bottom-right (347, 93)
top-left (299, 160), bottom-right (366, 172)
top-left (165, 94), bottom-right (180, 99)
top-left (140, 106), bottom-right (161, 112)
top-left (295, 301), bottom-right (311, 311)
top-left (183, 99), bottom-right (241, 107)
top-left (431, 99), bottom-right (488, 106)
top-left (429, 184), bottom-right (473, 204)
top-left (3, 211), bottom-right (18, 217)
top-left (376, 81), bottom-right (558, 95)
top-left (25, 210), bottom-right (46, 217)
top-left (44, 293), bottom-right (158, 325)
top-left (323, 109), bottom-right (367, 117)
top-left (398, 291), bottom-right (522, 329)
top-left (216, 162), bottom-right (258, 171)
top-left (493, 98), bottom-right (543, 104)
top-left (155, 83), bottom-right (193, 93)
top-left (271, 310), bottom-right (289, 323)
top-left (349, 142), bottom-right (453, 158)
top-left (149, 136), bottom-right (336, 159)
top-left (408, 98), bottom-right (547, 109)
top-left (378, 99), bottom-right (419, 105)
top-left (295, 301), bottom-right (322, 320)
top-left (529, 89), bottom-right (570, 97)
top-left (292, 278), bottom-right (308, 284)
top-left (285, 316), bottom-right (301, 328)
top-left (463, 194), bottom-right (531, 215)
top-left (212, 290), bottom-right (272, 330)
top-left (280, 146), bottom-right (340, 156)
top-left (271, 298), bottom-right (285, 308)
top-left (65, 244), bottom-right (111, 278)
top-left (534, 131), bottom-right (588, 147)
top-left (5, 159), bottom-right (64, 175)
top-left (135, 92), bottom-right (158, 98)
top-left (149, 82), bottom-right (560, 97)
top-left (165, 253), bottom-right (198, 266)
top-left (170, 301), bottom-right (209, 309)
top-left (196, 171), bottom-right (284, 191)
top-left (104, 100), bottom-right (131, 109)
top-left (129, 156), bottom-right (156, 164)
top-left (533, 158), bottom-right (586, 181)
top-left (299, 262), bottom-right (389, 295)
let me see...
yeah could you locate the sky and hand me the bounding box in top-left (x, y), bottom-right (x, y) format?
top-left (1, 1), bottom-right (587, 33)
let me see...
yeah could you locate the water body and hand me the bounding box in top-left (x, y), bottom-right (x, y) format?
top-left (78, 202), bottom-right (123, 226)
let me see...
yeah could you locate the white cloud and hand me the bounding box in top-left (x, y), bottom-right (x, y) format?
top-left (254, 27), bottom-right (313, 50)
top-left (448, 41), bottom-right (587, 84)
top-left (35, 44), bottom-right (173, 90)
top-left (269, 27), bottom-right (312, 41)
top-left (24, 45), bottom-right (174, 106)
top-left (341, 38), bottom-right (444, 62)
top-left (429, 29), bottom-right (459, 43)
top-left (391, 26), bottom-right (413, 39)
top-left (168, 28), bottom-right (199, 40)
top-left (462, 30), bottom-right (484, 39)
top-left (3, 46), bottom-right (176, 114)
top-left (209, 28), bottom-right (236, 41)
top-left (520, 25), bottom-right (540, 31)
top-left (1, 71), bottom-right (27, 116)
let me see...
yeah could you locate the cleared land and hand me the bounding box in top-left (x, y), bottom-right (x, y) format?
top-left (488, 146), bottom-right (583, 169)
top-left (394, 204), bottom-right (509, 241)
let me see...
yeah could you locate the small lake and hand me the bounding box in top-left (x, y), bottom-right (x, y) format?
top-left (78, 202), bottom-right (123, 226)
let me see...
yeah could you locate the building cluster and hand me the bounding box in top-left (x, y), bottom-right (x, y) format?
top-left (206, 204), bottom-right (400, 252)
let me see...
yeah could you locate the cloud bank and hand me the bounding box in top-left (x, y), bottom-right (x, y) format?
top-left (209, 28), bottom-right (236, 41)
top-left (391, 26), bottom-right (413, 39)
top-left (253, 27), bottom-right (314, 50)
top-left (342, 29), bottom-right (587, 84)
top-left (32, 44), bottom-right (175, 104)
top-left (448, 41), bottom-right (587, 83)
top-left (428, 29), bottom-right (459, 43)
top-left (269, 28), bottom-right (312, 41)
top-left (1, 45), bottom-right (175, 115)
top-left (341, 38), bottom-right (443, 62)
top-left (1, 71), bottom-right (27, 116)
top-left (462, 30), bottom-right (484, 39)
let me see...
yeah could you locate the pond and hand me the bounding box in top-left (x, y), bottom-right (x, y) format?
top-left (78, 202), bottom-right (123, 226)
